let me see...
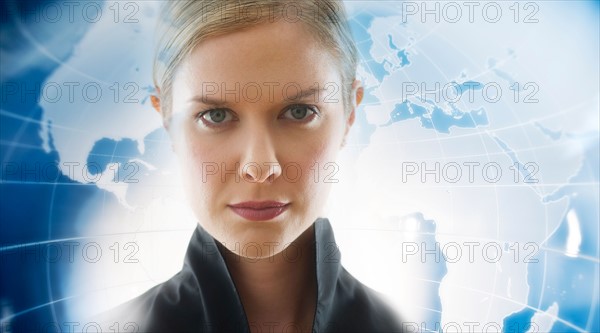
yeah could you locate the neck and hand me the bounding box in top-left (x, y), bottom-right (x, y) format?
top-left (220, 224), bottom-right (317, 333)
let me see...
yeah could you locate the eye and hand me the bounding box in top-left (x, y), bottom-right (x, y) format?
top-left (196, 108), bottom-right (236, 128)
top-left (281, 105), bottom-right (319, 122)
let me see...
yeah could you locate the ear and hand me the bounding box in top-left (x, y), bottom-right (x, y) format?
top-left (150, 87), bottom-right (171, 131)
top-left (341, 80), bottom-right (363, 148)
top-left (353, 79), bottom-right (364, 107)
top-left (151, 94), bottom-right (161, 113)
top-left (150, 86), bottom-right (161, 112)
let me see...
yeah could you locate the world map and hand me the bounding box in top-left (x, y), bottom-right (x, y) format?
top-left (1, 1), bottom-right (598, 332)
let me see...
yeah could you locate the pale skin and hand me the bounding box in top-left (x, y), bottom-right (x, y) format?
top-left (151, 20), bottom-right (363, 332)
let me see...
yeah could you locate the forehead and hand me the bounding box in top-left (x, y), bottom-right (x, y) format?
top-left (175, 20), bottom-right (340, 93)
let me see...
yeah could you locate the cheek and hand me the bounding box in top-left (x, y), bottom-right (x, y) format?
top-left (172, 126), bottom-right (230, 206)
top-left (174, 122), bottom-right (229, 170)
top-left (284, 128), bottom-right (341, 202)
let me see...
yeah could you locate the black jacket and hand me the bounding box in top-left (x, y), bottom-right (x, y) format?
top-left (95, 218), bottom-right (404, 332)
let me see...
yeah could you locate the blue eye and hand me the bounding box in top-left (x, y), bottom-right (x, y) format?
top-left (197, 109), bottom-right (235, 127)
top-left (282, 105), bottom-right (319, 121)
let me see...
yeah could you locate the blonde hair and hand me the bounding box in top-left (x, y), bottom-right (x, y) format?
top-left (153, 0), bottom-right (358, 120)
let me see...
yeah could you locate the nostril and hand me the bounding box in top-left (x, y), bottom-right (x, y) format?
top-left (239, 161), bottom-right (282, 183)
top-left (243, 173), bottom-right (255, 182)
top-left (266, 173), bottom-right (275, 183)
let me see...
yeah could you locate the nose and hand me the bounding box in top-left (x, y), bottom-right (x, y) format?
top-left (238, 127), bottom-right (283, 183)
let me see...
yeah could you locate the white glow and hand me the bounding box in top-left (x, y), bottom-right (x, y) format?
top-left (565, 209), bottom-right (582, 258)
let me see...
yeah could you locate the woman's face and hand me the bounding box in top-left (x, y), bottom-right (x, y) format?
top-left (166, 20), bottom-right (358, 258)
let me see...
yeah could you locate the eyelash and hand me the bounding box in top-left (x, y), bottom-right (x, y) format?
top-left (195, 104), bottom-right (321, 129)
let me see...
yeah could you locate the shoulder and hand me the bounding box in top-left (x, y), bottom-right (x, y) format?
top-left (327, 267), bottom-right (406, 333)
top-left (90, 270), bottom-right (203, 333)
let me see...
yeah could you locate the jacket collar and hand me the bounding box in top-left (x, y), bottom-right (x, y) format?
top-left (313, 217), bottom-right (342, 331)
top-left (183, 217), bottom-right (341, 332)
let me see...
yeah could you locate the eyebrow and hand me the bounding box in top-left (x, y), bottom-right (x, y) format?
top-left (188, 87), bottom-right (330, 106)
top-left (289, 87), bottom-right (329, 101)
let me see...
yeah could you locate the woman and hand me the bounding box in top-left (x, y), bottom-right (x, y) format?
top-left (99, 1), bottom-right (404, 332)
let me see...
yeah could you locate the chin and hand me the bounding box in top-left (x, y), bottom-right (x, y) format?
top-left (242, 224), bottom-right (312, 258)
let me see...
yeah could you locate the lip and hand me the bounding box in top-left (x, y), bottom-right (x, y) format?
top-left (228, 201), bottom-right (290, 221)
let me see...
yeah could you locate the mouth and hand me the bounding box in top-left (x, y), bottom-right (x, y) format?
top-left (227, 201), bottom-right (290, 221)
